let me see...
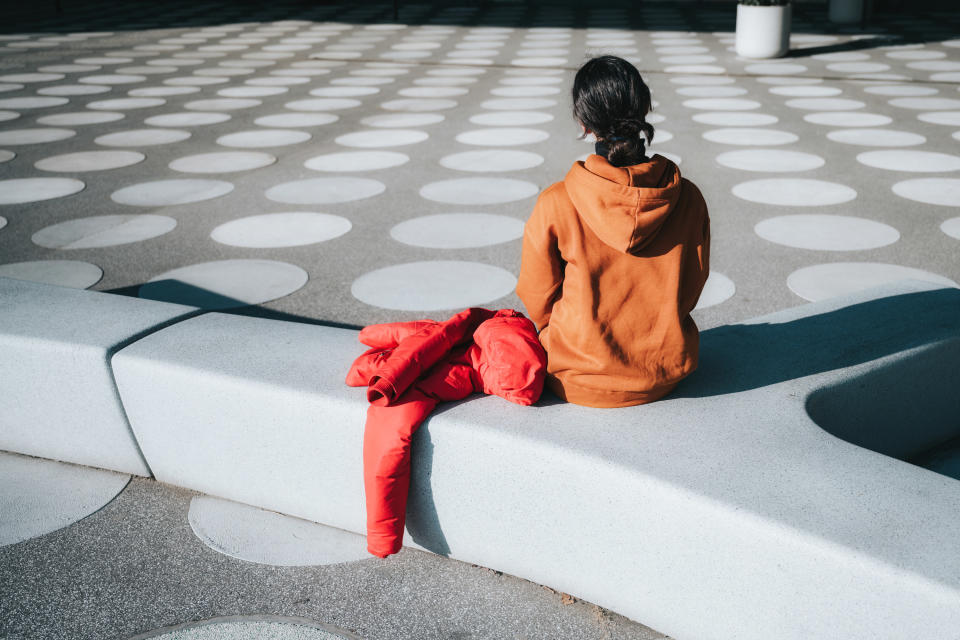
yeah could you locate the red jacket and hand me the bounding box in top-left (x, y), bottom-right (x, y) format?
top-left (346, 308), bottom-right (547, 557)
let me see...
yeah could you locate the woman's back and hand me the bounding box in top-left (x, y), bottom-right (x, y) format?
top-left (517, 153), bottom-right (709, 407)
top-left (516, 55), bottom-right (710, 408)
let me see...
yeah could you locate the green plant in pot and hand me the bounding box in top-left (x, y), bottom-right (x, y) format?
top-left (736, 0), bottom-right (792, 59)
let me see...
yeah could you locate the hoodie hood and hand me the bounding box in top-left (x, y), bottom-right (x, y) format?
top-left (563, 153), bottom-right (682, 254)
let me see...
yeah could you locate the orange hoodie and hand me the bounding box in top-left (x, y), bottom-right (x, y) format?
top-left (516, 153), bottom-right (710, 408)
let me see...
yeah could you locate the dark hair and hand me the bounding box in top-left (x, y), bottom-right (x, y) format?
top-left (572, 55), bottom-right (655, 168)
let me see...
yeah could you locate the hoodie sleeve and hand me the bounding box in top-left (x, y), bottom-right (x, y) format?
top-left (516, 190), bottom-right (565, 331)
top-left (678, 188), bottom-right (711, 314)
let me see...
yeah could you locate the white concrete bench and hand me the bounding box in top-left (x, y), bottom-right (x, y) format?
top-left (107, 279), bottom-right (960, 640)
top-left (0, 277), bottom-right (197, 475)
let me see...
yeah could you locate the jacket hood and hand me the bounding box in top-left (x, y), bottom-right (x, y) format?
top-left (563, 153), bottom-right (682, 254)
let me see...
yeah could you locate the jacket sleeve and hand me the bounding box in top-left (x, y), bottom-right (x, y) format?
top-left (516, 193), bottom-right (565, 331)
top-left (679, 191), bottom-right (711, 315)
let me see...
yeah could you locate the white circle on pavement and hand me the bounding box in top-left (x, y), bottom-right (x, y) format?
top-left (0, 215), bottom-right (5, 229)
top-left (692, 112), bottom-right (778, 126)
top-left (361, 113), bottom-right (443, 127)
top-left (330, 76), bottom-right (396, 87)
top-left (440, 149), bottom-right (544, 172)
top-left (211, 212), bottom-right (351, 248)
top-left (0, 97), bottom-right (68, 109)
top-left (311, 86), bottom-right (379, 97)
top-left (0, 129), bottom-right (76, 145)
top-left (335, 129), bottom-right (427, 147)
top-left (112, 179), bottom-right (233, 206)
top-left (188, 496), bottom-right (368, 567)
top-left (254, 113), bottom-right (338, 128)
top-left (456, 128), bottom-right (549, 146)
top-left (145, 112), bottom-right (230, 126)
top-left (87, 98), bottom-right (164, 110)
top-left (78, 74), bottom-right (145, 84)
top-left (756, 76), bottom-right (823, 86)
top-left (285, 98), bottom-right (361, 111)
top-left (95, 129), bottom-right (190, 147)
top-left (0, 72), bottom-right (64, 83)
top-left (265, 177), bottom-right (385, 204)
top-left (744, 63), bottom-right (808, 75)
top-left (682, 98), bottom-right (761, 111)
top-left (787, 263), bottom-right (956, 302)
top-left (398, 86), bottom-right (467, 98)
top-left (246, 76), bottom-right (309, 86)
top-left (137, 619), bottom-right (353, 640)
top-left (490, 86), bottom-right (561, 98)
top-left (32, 214), bottom-right (176, 249)
top-left (0, 152), bottom-right (12, 163)
top-left (217, 130), bottom-right (311, 148)
top-left (306, 151), bottom-right (408, 171)
top-left (0, 260), bottom-right (101, 288)
top-left (35, 151), bottom-right (145, 172)
top-left (769, 85), bottom-right (842, 97)
top-left (716, 149), bottom-right (824, 172)
top-left (0, 178), bottom-right (85, 204)
top-left (669, 75), bottom-right (736, 86)
top-left (381, 98), bottom-right (458, 111)
top-left (480, 98), bottom-right (556, 110)
top-left (803, 112), bottom-right (893, 127)
top-left (733, 179), bottom-right (856, 206)
top-left (826, 62), bottom-right (891, 73)
top-left (864, 84), bottom-right (939, 97)
top-left (941, 217), bottom-right (960, 240)
top-left (886, 49), bottom-right (946, 60)
top-left (218, 86), bottom-right (287, 98)
top-left (352, 261), bottom-right (517, 311)
top-left (166, 76), bottom-right (227, 86)
top-left (755, 214), bottom-right (899, 251)
top-left (857, 150), bottom-right (960, 172)
top-left (420, 177), bottom-right (539, 205)
top-left (0, 452), bottom-right (129, 546)
top-left (390, 213), bottom-right (523, 248)
top-left (140, 259), bottom-right (308, 309)
top-left (185, 98), bottom-right (261, 110)
top-left (786, 98), bottom-right (865, 110)
top-left (811, 52), bottom-right (871, 62)
top-left (917, 111), bottom-right (960, 126)
top-left (693, 271), bottom-right (735, 310)
top-left (129, 86), bottom-right (199, 97)
top-left (826, 129), bottom-right (926, 146)
top-left (703, 128), bottom-right (798, 145)
top-left (676, 86), bottom-right (747, 98)
top-left (38, 84), bottom-right (110, 96)
top-left (469, 111), bottom-right (554, 126)
top-left (892, 178), bottom-right (960, 206)
top-left (170, 152), bottom-right (276, 173)
top-left (889, 97), bottom-right (960, 110)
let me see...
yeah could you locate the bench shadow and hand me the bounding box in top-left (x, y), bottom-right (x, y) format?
top-left (105, 281), bottom-right (363, 331)
top-left (674, 287), bottom-right (960, 399)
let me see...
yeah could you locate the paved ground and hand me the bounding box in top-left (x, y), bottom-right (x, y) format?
top-left (1, 0), bottom-right (959, 638)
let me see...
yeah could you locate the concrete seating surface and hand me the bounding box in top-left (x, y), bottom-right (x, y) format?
top-left (108, 279), bottom-right (960, 640)
top-left (0, 277), bottom-right (197, 475)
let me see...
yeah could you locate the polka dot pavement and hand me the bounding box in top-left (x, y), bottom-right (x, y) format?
top-left (0, 0), bottom-right (957, 333)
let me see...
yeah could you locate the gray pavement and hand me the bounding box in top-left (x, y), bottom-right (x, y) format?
top-left (2, 0), bottom-right (960, 638)
top-left (0, 469), bottom-right (669, 640)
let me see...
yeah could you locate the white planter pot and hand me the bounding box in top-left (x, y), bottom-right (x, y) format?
top-left (829, 0), bottom-right (865, 23)
top-left (735, 4), bottom-right (792, 59)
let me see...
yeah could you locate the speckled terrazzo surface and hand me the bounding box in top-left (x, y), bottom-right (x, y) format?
top-left (0, 0), bottom-right (957, 332)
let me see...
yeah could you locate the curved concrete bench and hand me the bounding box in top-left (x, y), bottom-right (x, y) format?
top-left (3, 276), bottom-right (959, 639)
top-left (0, 277), bottom-right (197, 475)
